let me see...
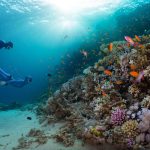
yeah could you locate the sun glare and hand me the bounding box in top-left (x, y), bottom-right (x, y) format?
top-left (41, 0), bottom-right (122, 15)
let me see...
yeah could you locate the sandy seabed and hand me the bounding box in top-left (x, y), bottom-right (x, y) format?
top-left (0, 110), bottom-right (114, 150)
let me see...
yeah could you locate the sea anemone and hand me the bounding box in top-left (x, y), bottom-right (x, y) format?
top-left (121, 120), bottom-right (138, 138)
top-left (111, 108), bottom-right (125, 125)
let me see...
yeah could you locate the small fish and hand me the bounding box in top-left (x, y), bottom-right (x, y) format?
top-left (104, 70), bottom-right (112, 76)
top-left (47, 73), bottom-right (52, 77)
top-left (124, 36), bottom-right (134, 46)
top-left (115, 80), bottom-right (123, 85)
top-left (27, 117), bottom-right (32, 120)
top-left (130, 64), bottom-right (136, 70)
top-left (129, 71), bottom-right (139, 78)
top-left (102, 90), bottom-right (107, 97)
top-left (108, 43), bottom-right (113, 52)
top-left (136, 70), bottom-right (144, 83)
top-left (81, 50), bottom-right (88, 58)
top-left (135, 35), bottom-right (141, 42)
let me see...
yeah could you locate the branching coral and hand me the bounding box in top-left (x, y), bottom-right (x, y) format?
top-left (111, 108), bottom-right (125, 125)
top-left (13, 129), bottom-right (48, 150)
top-left (141, 95), bottom-right (150, 108)
top-left (144, 66), bottom-right (150, 80)
top-left (54, 131), bottom-right (74, 147)
top-left (128, 84), bottom-right (140, 97)
top-left (121, 120), bottom-right (138, 138)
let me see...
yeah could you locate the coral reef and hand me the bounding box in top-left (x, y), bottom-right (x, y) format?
top-left (36, 34), bottom-right (150, 149)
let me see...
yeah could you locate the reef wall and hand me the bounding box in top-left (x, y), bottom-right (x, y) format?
top-left (37, 35), bottom-right (150, 149)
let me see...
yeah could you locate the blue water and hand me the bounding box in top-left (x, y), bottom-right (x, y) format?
top-left (0, 0), bottom-right (150, 104)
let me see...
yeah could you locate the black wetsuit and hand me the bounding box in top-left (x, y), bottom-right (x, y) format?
top-left (0, 40), bottom-right (5, 49)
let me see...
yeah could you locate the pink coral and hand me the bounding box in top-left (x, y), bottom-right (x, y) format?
top-left (111, 108), bottom-right (125, 125)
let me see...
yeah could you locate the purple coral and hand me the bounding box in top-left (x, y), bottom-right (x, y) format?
top-left (126, 138), bottom-right (134, 148)
top-left (111, 108), bottom-right (125, 125)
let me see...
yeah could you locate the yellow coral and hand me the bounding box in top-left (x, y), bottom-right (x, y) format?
top-left (141, 95), bottom-right (150, 108)
top-left (90, 128), bottom-right (103, 137)
top-left (121, 120), bottom-right (138, 138)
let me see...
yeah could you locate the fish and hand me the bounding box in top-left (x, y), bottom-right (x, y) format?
top-left (27, 116), bottom-right (32, 120)
top-left (104, 70), bottom-right (112, 76)
top-left (136, 70), bottom-right (144, 83)
top-left (130, 64), bottom-right (136, 70)
top-left (108, 43), bottom-right (113, 52)
top-left (47, 73), bottom-right (52, 77)
top-left (129, 71), bottom-right (139, 78)
top-left (135, 35), bottom-right (141, 42)
top-left (124, 36), bottom-right (134, 46)
top-left (81, 50), bottom-right (88, 58)
top-left (102, 90), bottom-right (107, 97)
top-left (115, 80), bottom-right (123, 85)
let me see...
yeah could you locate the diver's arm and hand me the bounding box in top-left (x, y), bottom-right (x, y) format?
top-left (0, 68), bottom-right (12, 81)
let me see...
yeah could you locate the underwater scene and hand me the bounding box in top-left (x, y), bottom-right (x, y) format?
top-left (0, 0), bottom-right (150, 149)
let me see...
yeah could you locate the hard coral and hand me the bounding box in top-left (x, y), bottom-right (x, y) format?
top-left (136, 133), bottom-right (150, 144)
top-left (128, 84), bottom-right (140, 98)
top-left (121, 120), bottom-right (138, 138)
top-left (141, 95), bottom-right (150, 108)
top-left (111, 108), bottom-right (125, 125)
top-left (138, 109), bottom-right (150, 132)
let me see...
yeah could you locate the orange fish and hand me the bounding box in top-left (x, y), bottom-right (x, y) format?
top-left (102, 91), bottom-right (107, 97)
top-left (104, 70), bottom-right (112, 76)
top-left (129, 71), bottom-right (139, 77)
top-left (108, 43), bottom-right (113, 52)
top-left (135, 35), bottom-right (141, 42)
top-left (130, 64), bottom-right (136, 70)
top-left (125, 36), bottom-right (134, 46)
top-left (138, 44), bottom-right (145, 49)
top-left (115, 80), bottom-right (123, 85)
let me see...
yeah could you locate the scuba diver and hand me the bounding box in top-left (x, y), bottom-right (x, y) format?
top-left (0, 40), bottom-right (13, 49)
top-left (0, 40), bottom-right (32, 88)
top-left (0, 68), bottom-right (32, 88)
